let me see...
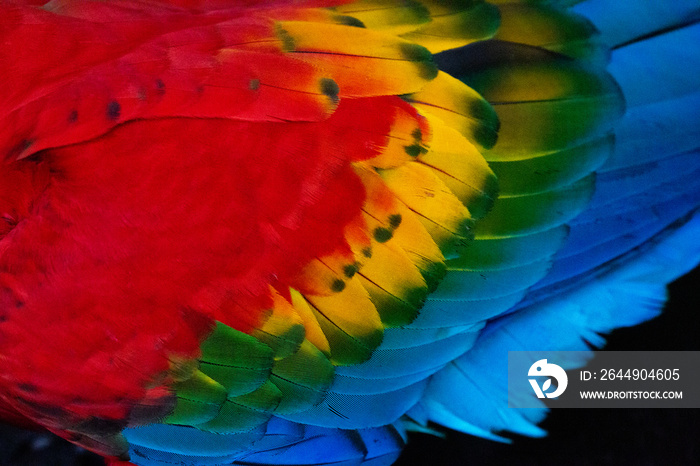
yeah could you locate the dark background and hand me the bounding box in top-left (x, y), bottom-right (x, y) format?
top-left (0, 266), bottom-right (698, 465)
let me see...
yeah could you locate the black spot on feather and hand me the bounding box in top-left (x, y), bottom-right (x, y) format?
top-left (400, 43), bottom-right (431, 62)
top-left (275, 25), bottom-right (296, 52)
top-left (320, 78), bottom-right (340, 105)
top-left (334, 15), bottom-right (366, 28)
top-left (331, 279), bottom-right (346, 292)
top-left (469, 98), bottom-right (499, 149)
top-left (155, 79), bottom-right (166, 95)
top-left (399, 43), bottom-right (438, 80)
top-left (343, 264), bottom-right (358, 278)
top-left (106, 101), bottom-right (121, 121)
top-left (374, 227), bottom-right (393, 243)
top-left (404, 144), bottom-right (423, 157)
top-left (388, 214), bottom-right (402, 228)
top-left (18, 383), bottom-right (37, 393)
top-left (68, 109), bottom-right (78, 123)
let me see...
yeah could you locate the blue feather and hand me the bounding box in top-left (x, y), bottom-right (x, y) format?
top-left (417, 212), bottom-right (700, 439)
top-left (125, 421), bottom-right (405, 466)
top-left (573, 0), bottom-right (700, 47)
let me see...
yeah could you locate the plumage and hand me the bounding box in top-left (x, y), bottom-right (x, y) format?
top-left (0, 0), bottom-right (698, 465)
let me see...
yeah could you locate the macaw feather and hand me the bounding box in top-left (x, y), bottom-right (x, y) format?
top-left (405, 71), bottom-right (500, 149)
top-left (493, 2), bottom-right (606, 62)
top-left (276, 20), bottom-right (439, 96)
top-left (399, 1), bottom-right (502, 53)
top-left (0, 1), bottom-right (698, 465)
top-left (124, 420), bottom-right (406, 465)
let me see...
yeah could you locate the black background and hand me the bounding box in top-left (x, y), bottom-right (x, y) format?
top-left (0, 266), bottom-right (698, 465)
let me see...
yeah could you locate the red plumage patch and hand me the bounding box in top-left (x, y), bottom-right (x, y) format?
top-left (0, 110), bottom-right (372, 423)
